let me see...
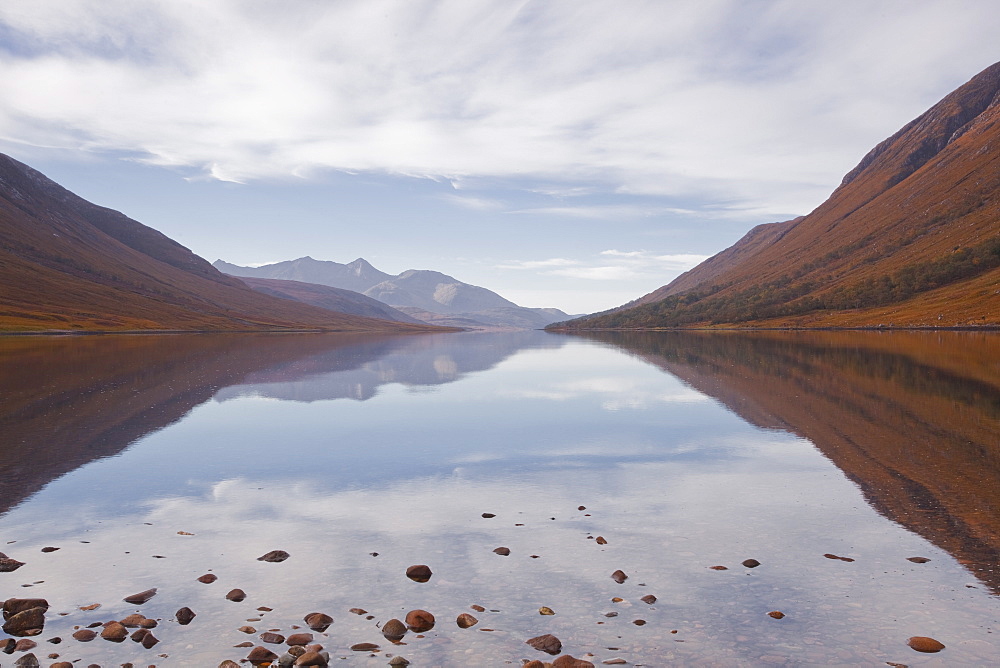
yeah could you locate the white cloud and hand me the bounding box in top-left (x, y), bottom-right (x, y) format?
top-left (1, 0), bottom-right (999, 218)
top-left (497, 257), bottom-right (580, 270)
top-left (499, 249), bottom-right (708, 285)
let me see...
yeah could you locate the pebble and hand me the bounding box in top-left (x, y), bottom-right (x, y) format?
top-left (349, 608), bottom-right (367, 615)
top-left (261, 632), bottom-right (285, 644)
top-left (906, 557), bottom-right (931, 564)
top-left (287, 632), bottom-right (314, 646)
top-left (227, 589), bottom-right (247, 602)
top-left (382, 618), bottom-right (407, 640)
top-left (405, 564), bottom-right (433, 582)
top-left (404, 609), bottom-right (435, 632)
top-left (176, 607), bottom-right (196, 625)
top-left (40, 547), bottom-right (59, 553)
top-left (640, 594), bottom-right (657, 604)
top-left (907, 636), bottom-right (945, 653)
top-left (100, 622), bottom-right (128, 642)
top-left (482, 513), bottom-right (496, 518)
top-left (742, 559), bottom-right (761, 568)
top-left (552, 656), bottom-right (596, 667)
top-left (0, 557), bottom-right (25, 572)
top-left (611, 570), bottom-right (628, 584)
top-left (388, 657), bottom-right (410, 666)
top-left (304, 612), bottom-right (333, 632)
top-left (470, 604), bottom-right (486, 612)
top-left (293, 650), bottom-right (329, 666)
top-left (72, 629), bottom-right (97, 642)
top-left (247, 646), bottom-right (279, 663)
top-left (603, 660), bottom-right (627, 665)
top-left (456, 613), bottom-right (478, 628)
top-left (525, 633), bottom-right (562, 655)
top-left (350, 643), bottom-right (379, 651)
top-left (493, 547), bottom-right (511, 556)
top-left (823, 553), bottom-right (855, 562)
top-left (123, 588), bottom-right (157, 604)
top-left (239, 626), bottom-right (257, 634)
top-left (3, 607), bottom-right (47, 637)
top-left (539, 607), bottom-right (555, 615)
top-left (709, 565), bottom-right (728, 570)
top-left (768, 611), bottom-right (785, 619)
top-left (596, 537), bottom-right (608, 545)
top-left (198, 573), bottom-right (218, 584)
top-left (257, 550), bottom-right (290, 563)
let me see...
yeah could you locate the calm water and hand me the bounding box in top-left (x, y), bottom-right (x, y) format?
top-left (1, 330), bottom-right (998, 666)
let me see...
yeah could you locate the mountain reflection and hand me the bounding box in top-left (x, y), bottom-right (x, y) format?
top-left (0, 331), bottom-right (561, 516)
top-left (575, 330), bottom-right (1000, 593)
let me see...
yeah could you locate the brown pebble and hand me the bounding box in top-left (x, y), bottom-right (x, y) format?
top-left (304, 612), bottom-right (332, 632)
top-left (233, 641), bottom-right (253, 648)
top-left (176, 607), bottom-right (196, 625)
top-left (197, 573), bottom-right (218, 584)
top-left (907, 557), bottom-right (931, 564)
top-left (120, 613), bottom-right (146, 628)
top-left (709, 565), bottom-right (728, 570)
top-left (348, 608), bottom-right (367, 615)
top-left (482, 512), bottom-right (496, 518)
top-left (51, 663), bottom-right (73, 668)
top-left (742, 559), bottom-right (761, 568)
top-left (130, 628), bottom-right (149, 643)
top-left (257, 550), bottom-right (290, 563)
top-left (73, 629), bottom-right (97, 642)
top-left (405, 564), bottom-right (432, 582)
top-left (226, 589), bottom-right (247, 602)
top-left (78, 603), bottom-right (100, 611)
top-left (907, 636), bottom-right (945, 653)
top-left (0, 557), bottom-right (25, 572)
top-left (603, 660), bottom-right (627, 665)
top-left (456, 613), bottom-right (478, 629)
top-left (526, 633), bottom-right (562, 655)
top-left (101, 622), bottom-right (128, 642)
top-left (493, 547), bottom-right (511, 556)
top-left (539, 607), bottom-right (555, 615)
top-left (823, 553), bottom-right (855, 562)
top-left (260, 632), bottom-right (284, 644)
top-left (247, 646), bottom-right (278, 662)
top-left (294, 650), bottom-right (328, 666)
top-left (14, 638), bottom-right (37, 651)
top-left (470, 604), bottom-right (486, 612)
top-left (405, 609), bottom-right (435, 632)
top-left (220, 662), bottom-right (241, 668)
top-left (40, 547), bottom-right (59, 553)
top-left (350, 642), bottom-right (379, 651)
top-left (388, 657), bottom-right (410, 666)
top-left (640, 594), bottom-right (657, 604)
top-left (239, 626), bottom-right (256, 634)
top-left (768, 611), bottom-right (785, 619)
top-left (633, 619), bottom-right (646, 626)
top-left (141, 632), bottom-right (159, 649)
top-left (595, 536), bottom-right (608, 545)
top-left (611, 570), bottom-right (628, 584)
top-left (123, 588), bottom-right (157, 605)
top-left (552, 655), bottom-right (596, 667)
top-left (287, 632), bottom-right (314, 646)
top-left (382, 618), bottom-right (407, 641)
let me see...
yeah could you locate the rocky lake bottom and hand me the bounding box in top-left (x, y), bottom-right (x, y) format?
top-left (1, 330), bottom-right (998, 667)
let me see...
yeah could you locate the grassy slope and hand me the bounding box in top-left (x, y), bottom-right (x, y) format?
top-left (556, 62), bottom-right (1000, 329)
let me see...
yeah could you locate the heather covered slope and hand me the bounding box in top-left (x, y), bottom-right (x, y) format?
top-left (0, 154), bottom-right (447, 333)
top-left (554, 62), bottom-right (1000, 329)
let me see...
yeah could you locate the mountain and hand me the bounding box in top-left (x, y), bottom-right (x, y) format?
top-left (216, 258), bottom-right (573, 329)
top-left (0, 153), bottom-right (451, 333)
top-left (554, 61), bottom-right (1000, 329)
top-left (234, 276), bottom-right (425, 324)
top-left (215, 256), bottom-right (392, 294)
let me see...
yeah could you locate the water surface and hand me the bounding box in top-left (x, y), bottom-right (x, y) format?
top-left (1, 330), bottom-right (998, 666)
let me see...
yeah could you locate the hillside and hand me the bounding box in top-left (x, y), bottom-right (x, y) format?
top-left (0, 154), bottom-right (448, 333)
top-left (217, 258), bottom-right (573, 329)
top-left (554, 61), bottom-right (1000, 329)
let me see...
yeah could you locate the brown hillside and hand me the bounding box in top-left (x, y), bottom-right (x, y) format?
top-left (0, 154), bottom-right (449, 333)
top-left (580, 330), bottom-right (1000, 592)
top-left (556, 61), bottom-right (1000, 329)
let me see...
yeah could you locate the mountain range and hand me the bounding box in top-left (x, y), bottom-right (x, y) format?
top-left (0, 154), bottom-right (449, 333)
top-left (214, 256), bottom-right (573, 329)
top-left (554, 61), bottom-right (1000, 329)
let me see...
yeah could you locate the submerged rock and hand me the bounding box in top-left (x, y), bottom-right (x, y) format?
top-left (493, 547), bottom-right (511, 556)
top-left (257, 550), bottom-right (290, 563)
top-left (768, 611), bottom-right (785, 619)
top-left (72, 629), bottom-right (97, 642)
top-left (247, 646), bottom-right (279, 663)
top-left (611, 570), bottom-right (628, 584)
top-left (456, 613), bottom-right (478, 629)
top-left (100, 622), bottom-right (128, 642)
top-left (123, 588), bottom-right (157, 605)
top-left (552, 656), bottom-right (595, 667)
top-left (595, 537), bottom-right (608, 545)
top-left (176, 607), bottom-right (196, 625)
top-left (2, 607), bottom-right (46, 637)
top-left (227, 589), bottom-right (247, 602)
top-left (640, 594), bottom-right (657, 604)
top-left (907, 557), bottom-right (931, 564)
top-left (0, 557), bottom-right (25, 572)
top-left (198, 574), bottom-right (218, 584)
top-left (350, 643), bottom-right (379, 652)
top-left (742, 559), bottom-right (761, 568)
top-left (525, 633), bottom-right (562, 655)
top-left (286, 632), bottom-right (314, 646)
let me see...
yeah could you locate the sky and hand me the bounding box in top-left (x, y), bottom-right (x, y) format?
top-left (1, 1), bottom-right (999, 314)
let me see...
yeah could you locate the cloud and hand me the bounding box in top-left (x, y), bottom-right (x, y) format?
top-left (1, 1), bottom-right (999, 218)
top-left (500, 249), bottom-right (709, 283)
top-left (439, 193), bottom-right (505, 211)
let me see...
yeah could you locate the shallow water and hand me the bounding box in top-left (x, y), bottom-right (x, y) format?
top-left (0, 330), bottom-right (998, 666)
